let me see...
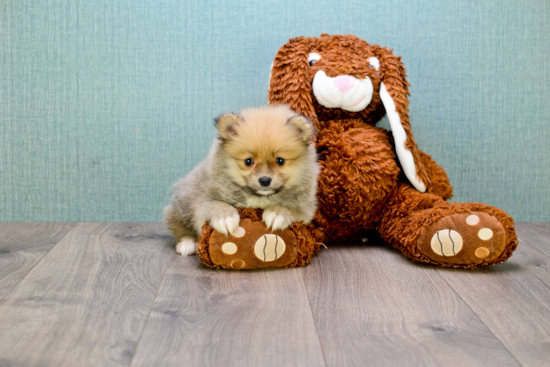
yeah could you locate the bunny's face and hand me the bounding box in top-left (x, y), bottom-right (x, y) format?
top-left (268, 34), bottom-right (428, 193)
top-left (305, 45), bottom-right (386, 123)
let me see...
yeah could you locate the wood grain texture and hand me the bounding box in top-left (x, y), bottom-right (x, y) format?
top-left (1, 223), bottom-right (549, 366)
top-left (437, 223), bottom-right (550, 366)
top-left (0, 222), bottom-right (75, 299)
top-left (517, 222), bottom-right (550, 258)
top-left (0, 223), bottom-right (173, 367)
top-left (131, 254), bottom-right (326, 367)
top-left (302, 237), bottom-right (520, 367)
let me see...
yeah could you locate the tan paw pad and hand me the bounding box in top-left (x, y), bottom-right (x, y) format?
top-left (475, 247), bottom-right (490, 258)
top-left (233, 226), bottom-right (246, 238)
top-left (466, 215), bottom-right (480, 225)
top-left (430, 229), bottom-right (463, 256)
top-left (478, 228), bottom-right (493, 240)
top-left (230, 260), bottom-right (245, 269)
top-left (254, 234), bottom-right (286, 262)
top-left (221, 242), bottom-right (238, 255)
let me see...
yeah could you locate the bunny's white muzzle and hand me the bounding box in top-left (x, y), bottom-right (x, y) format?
top-left (312, 71), bottom-right (373, 112)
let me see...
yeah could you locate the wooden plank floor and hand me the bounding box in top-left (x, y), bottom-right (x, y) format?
top-left (0, 223), bottom-right (549, 367)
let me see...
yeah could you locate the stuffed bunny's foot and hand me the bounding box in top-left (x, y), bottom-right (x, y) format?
top-left (418, 211), bottom-right (507, 266)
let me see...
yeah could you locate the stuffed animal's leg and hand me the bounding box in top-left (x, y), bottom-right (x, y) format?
top-left (196, 208), bottom-right (322, 269)
top-left (376, 183), bottom-right (518, 269)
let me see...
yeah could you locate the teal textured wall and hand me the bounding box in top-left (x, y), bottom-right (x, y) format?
top-left (1, 0), bottom-right (549, 222)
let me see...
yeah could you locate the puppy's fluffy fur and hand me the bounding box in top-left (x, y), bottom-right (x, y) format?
top-left (165, 105), bottom-right (319, 255)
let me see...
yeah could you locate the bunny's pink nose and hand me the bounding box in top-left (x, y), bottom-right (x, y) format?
top-left (334, 75), bottom-right (355, 92)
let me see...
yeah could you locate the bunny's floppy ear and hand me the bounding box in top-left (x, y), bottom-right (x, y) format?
top-left (268, 37), bottom-right (318, 126)
top-left (377, 48), bottom-right (429, 192)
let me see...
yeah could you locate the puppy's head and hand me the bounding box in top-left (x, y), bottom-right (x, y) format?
top-left (215, 105), bottom-right (315, 196)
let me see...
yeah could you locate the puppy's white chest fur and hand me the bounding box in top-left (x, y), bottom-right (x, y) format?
top-left (245, 195), bottom-right (274, 209)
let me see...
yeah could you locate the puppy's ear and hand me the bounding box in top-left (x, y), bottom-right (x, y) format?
top-left (287, 115), bottom-right (315, 144)
top-left (268, 37), bottom-right (319, 126)
top-left (214, 113), bottom-right (241, 140)
top-left (377, 47), bottom-right (429, 192)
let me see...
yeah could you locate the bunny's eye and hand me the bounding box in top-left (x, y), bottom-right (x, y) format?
top-left (308, 53), bottom-right (321, 66)
top-left (367, 57), bottom-right (380, 71)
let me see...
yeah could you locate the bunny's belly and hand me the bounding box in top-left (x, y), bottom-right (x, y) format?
top-left (315, 121), bottom-right (400, 242)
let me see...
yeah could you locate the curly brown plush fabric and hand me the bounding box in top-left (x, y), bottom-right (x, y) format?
top-left (265, 34), bottom-right (518, 269)
top-left (197, 208), bottom-right (324, 269)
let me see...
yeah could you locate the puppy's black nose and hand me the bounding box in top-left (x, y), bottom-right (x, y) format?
top-left (259, 177), bottom-right (272, 187)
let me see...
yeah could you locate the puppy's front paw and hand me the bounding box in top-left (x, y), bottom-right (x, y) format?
top-left (176, 238), bottom-right (197, 256)
top-left (263, 207), bottom-right (293, 231)
top-left (211, 207), bottom-right (240, 236)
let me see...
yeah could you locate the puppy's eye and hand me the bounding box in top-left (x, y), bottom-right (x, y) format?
top-left (244, 158), bottom-right (254, 167)
top-left (276, 158), bottom-right (285, 166)
top-left (308, 53), bottom-right (321, 67)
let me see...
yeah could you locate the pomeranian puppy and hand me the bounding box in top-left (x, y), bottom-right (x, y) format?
top-left (165, 105), bottom-right (319, 256)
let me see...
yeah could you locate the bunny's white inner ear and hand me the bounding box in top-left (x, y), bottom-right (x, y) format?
top-left (268, 62), bottom-right (274, 102)
top-left (380, 82), bottom-right (426, 192)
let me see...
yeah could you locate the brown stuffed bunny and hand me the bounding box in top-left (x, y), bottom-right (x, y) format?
top-left (198, 34), bottom-right (517, 269)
